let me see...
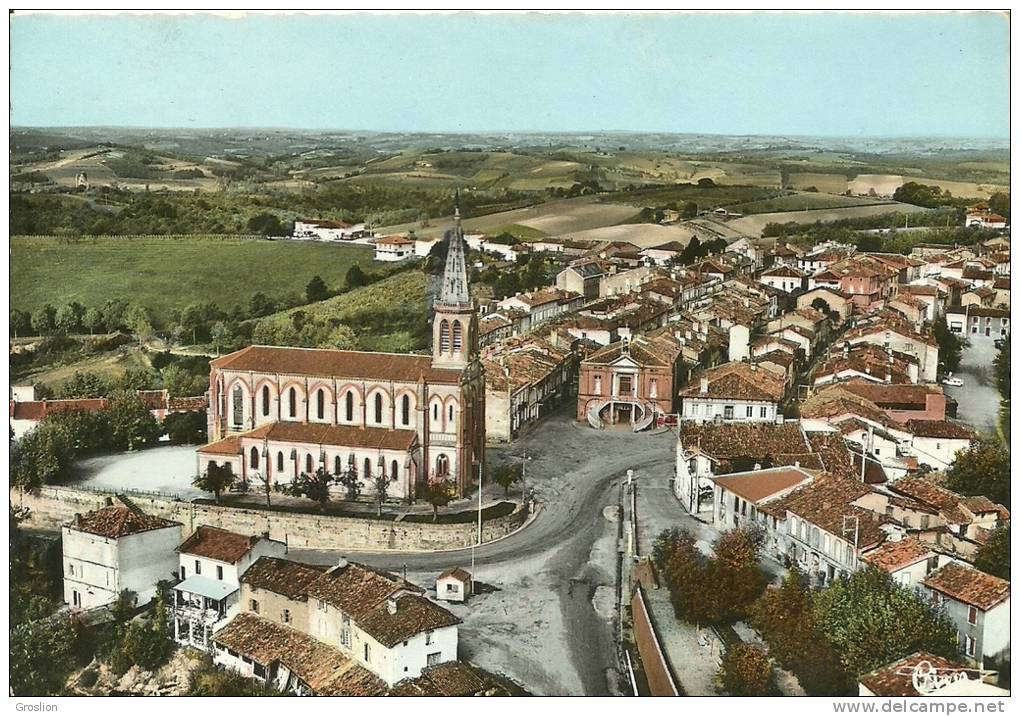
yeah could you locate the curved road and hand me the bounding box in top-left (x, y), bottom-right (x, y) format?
top-left (292, 411), bottom-right (678, 695)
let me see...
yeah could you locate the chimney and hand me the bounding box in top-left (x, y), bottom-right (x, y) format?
top-left (74, 512), bottom-right (82, 526)
top-left (753, 463), bottom-right (761, 470)
top-left (700, 377), bottom-right (708, 394)
top-left (794, 460), bottom-right (800, 468)
top-left (386, 596), bottom-right (398, 615)
top-left (336, 557), bottom-right (348, 571)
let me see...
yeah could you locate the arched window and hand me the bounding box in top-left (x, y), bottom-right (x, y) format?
top-left (374, 393), bottom-right (383, 424)
top-left (334, 455), bottom-right (342, 475)
top-left (305, 454), bottom-right (313, 474)
top-left (317, 390), bottom-right (325, 420)
top-left (345, 391), bottom-right (354, 422)
top-left (391, 460), bottom-right (399, 482)
top-left (436, 453), bottom-right (449, 476)
top-left (277, 451), bottom-right (284, 471)
top-left (439, 319), bottom-right (451, 353)
top-left (432, 402), bottom-right (439, 423)
top-left (262, 385), bottom-right (270, 416)
top-left (288, 387), bottom-right (297, 418)
top-left (452, 321), bottom-right (463, 351)
top-left (401, 394), bottom-right (411, 425)
top-left (363, 457), bottom-right (372, 479)
top-left (250, 446), bottom-right (260, 470)
top-left (448, 404), bottom-right (455, 425)
top-left (232, 385), bottom-right (244, 426)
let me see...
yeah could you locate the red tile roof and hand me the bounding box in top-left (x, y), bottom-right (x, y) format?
top-left (713, 467), bottom-right (814, 504)
top-left (923, 563), bottom-right (1010, 611)
top-left (862, 537), bottom-right (935, 573)
top-left (680, 362), bottom-right (785, 402)
top-left (211, 345), bottom-right (462, 385)
top-left (242, 421), bottom-right (417, 452)
top-left (69, 504), bottom-right (180, 539)
top-left (241, 557), bottom-right (327, 601)
top-left (860, 652), bottom-right (968, 696)
top-left (179, 525), bottom-right (265, 564)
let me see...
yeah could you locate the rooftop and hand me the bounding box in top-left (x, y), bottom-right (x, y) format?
top-left (859, 652), bottom-right (969, 697)
top-left (179, 525), bottom-right (268, 564)
top-left (923, 563), bottom-right (1010, 611)
top-left (713, 467), bottom-right (814, 504)
top-left (68, 503), bottom-right (180, 539)
top-left (862, 537), bottom-right (936, 573)
top-left (241, 557), bottom-right (327, 601)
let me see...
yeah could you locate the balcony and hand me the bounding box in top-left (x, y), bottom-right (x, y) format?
top-left (172, 604), bottom-right (224, 625)
top-left (428, 432), bottom-right (456, 446)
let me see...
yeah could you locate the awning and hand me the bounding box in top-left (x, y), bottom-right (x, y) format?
top-left (173, 575), bottom-right (236, 601)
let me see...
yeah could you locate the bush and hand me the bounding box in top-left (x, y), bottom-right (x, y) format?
top-left (718, 644), bottom-right (776, 696)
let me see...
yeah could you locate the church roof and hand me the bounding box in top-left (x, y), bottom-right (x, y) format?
top-left (436, 202), bottom-right (472, 309)
top-left (211, 345), bottom-right (463, 384)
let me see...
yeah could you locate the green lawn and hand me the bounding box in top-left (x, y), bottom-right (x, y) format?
top-left (10, 236), bottom-right (374, 323)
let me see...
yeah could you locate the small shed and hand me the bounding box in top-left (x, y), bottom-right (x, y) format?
top-left (436, 567), bottom-right (472, 603)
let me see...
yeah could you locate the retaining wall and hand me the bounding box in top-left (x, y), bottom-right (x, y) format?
top-left (631, 586), bottom-right (680, 697)
top-left (11, 486), bottom-right (528, 552)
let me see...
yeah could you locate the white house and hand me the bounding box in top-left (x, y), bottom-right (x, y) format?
top-left (373, 235), bottom-right (416, 262)
top-left (62, 501), bottom-right (182, 610)
top-left (436, 567), bottom-right (472, 603)
top-left (860, 536), bottom-right (951, 589)
top-left (712, 466), bottom-right (815, 554)
top-left (293, 220), bottom-right (370, 242)
top-left (678, 362), bottom-right (785, 424)
top-left (172, 526), bottom-right (287, 652)
top-left (759, 265), bottom-right (807, 293)
top-left (904, 419), bottom-right (976, 471)
top-left (923, 563), bottom-right (1010, 672)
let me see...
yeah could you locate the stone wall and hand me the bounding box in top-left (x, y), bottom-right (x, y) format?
top-left (11, 486), bottom-right (528, 553)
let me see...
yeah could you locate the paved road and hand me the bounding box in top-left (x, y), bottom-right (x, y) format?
top-left (944, 338), bottom-right (1001, 436)
top-left (292, 409), bottom-right (678, 695)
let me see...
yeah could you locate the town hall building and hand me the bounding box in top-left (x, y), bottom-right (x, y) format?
top-left (198, 208), bottom-right (486, 500)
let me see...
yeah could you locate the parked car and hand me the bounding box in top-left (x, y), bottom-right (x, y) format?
top-left (942, 373), bottom-right (964, 387)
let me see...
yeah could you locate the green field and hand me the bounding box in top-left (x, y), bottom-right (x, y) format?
top-left (725, 192), bottom-right (889, 215)
top-left (10, 236), bottom-right (374, 323)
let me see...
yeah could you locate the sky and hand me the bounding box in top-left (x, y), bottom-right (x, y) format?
top-left (9, 11), bottom-right (1010, 138)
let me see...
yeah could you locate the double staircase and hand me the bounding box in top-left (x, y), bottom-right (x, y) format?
top-left (586, 399), bottom-right (657, 432)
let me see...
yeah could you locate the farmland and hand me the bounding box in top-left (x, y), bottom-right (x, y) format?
top-left (10, 235), bottom-right (374, 324)
top-left (727, 203), bottom-right (933, 237)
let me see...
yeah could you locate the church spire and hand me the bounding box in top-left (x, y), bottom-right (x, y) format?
top-left (438, 191), bottom-right (471, 307)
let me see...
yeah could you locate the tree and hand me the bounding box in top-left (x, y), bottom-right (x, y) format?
top-left (335, 461), bottom-right (362, 501)
top-left (345, 263), bottom-right (367, 289)
top-left (11, 423), bottom-right (77, 489)
top-left (118, 367), bottom-right (158, 392)
top-left (932, 317), bottom-right (965, 376)
top-left (210, 321), bottom-right (230, 356)
top-left (750, 571), bottom-right (853, 696)
top-left (54, 302), bottom-right (85, 335)
top-left (10, 616), bottom-right (82, 695)
top-left (370, 464), bottom-right (396, 517)
top-left (248, 292), bottom-right (276, 318)
top-left (944, 440), bottom-right (1010, 508)
top-left (160, 364), bottom-right (202, 398)
top-left (180, 302), bottom-right (206, 344)
top-left (125, 304), bottom-right (153, 346)
top-left (718, 644), bottom-right (776, 696)
top-left (106, 391), bottom-right (162, 450)
top-left (187, 655), bottom-right (281, 695)
top-left (193, 463), bottom-right (235, 503)
top-left (305, 275), bottom-right (330, 303)
top-left (10, 309), bottom-right (32, 338)
top-left (164, 411), bottom-right (207, 445)
top-left (678, 235), bottom-right (702, 265)
top-left (59, 371), bottom-right (110, 399)
top-left (682, 200), bottom-right (698, 218)
top-left (110, 590), bottom-right (172, 674)
top-left (973, 523), bottom-right (1010, 580)
top-left (994, 340), bottom-right (1010, 440)
top-left (812, 567), bottom-right (958, 678)
top-left (988, 192), bottom-right (1010, 220)
top-left (707, 528), bottom-right (768, 624)
top-left (82, 307), bottom-right (104, 336)
top-left (31, 304), bottom-right (56, 336)
top-left (492, 463), bottom-right (522, 497)
top-left (855, 234), bottom-right (884, 252)
top-left (286, 467), bottom-right (335, 511)
top-left (323, 324), bottom-right (359, 350)
top-left (697, 177), bottom-right (716, 188)
top-left (247, 212), bottom-right (284, 236)
top-left (423, 473), bottom-right (455, 521)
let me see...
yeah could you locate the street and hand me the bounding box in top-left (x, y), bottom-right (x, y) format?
top-left (291, 409), bottom-right (688, 695)
top-left (943, 338), bottom-right (1002, 436)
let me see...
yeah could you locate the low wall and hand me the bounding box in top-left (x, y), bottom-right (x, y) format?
top-left (11, 486), bottom-right (528, 552)
top-left (631, 586), bottom-right (680, 697)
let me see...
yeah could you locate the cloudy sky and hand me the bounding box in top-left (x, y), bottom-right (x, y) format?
top-left (10, 11), bottom-right (1010, 137)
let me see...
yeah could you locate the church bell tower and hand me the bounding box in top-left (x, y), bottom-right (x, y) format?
top-left (431, 195), bottom-right (477, 370)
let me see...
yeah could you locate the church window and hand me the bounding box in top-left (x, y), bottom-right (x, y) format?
top-left (317, 390), bottom-right (325, 420)
top-left (594, 376), bottom-right (602, 395)
top-left (288, 387), bottom-right (297, 418)
top-left (439, 320), bottom-right (451, 353)
top-left (391, 460), bottom-right (399, 481)
top-left (334, 455), bottom-right (342, 475)
top-left (436, 454), bottom-right (450, 476)
top-left (448, 404), bottom-right (455, 430)
top-left (375, 393), bottom-right (383, 424)
top-left (345, 391), bottom-right (354, 422)
top-left (452, 321), bottom-right (463, 351)
top-left (364, 457), bottom-right (372, 479)
top-left (432, 402), bottom-right (439, 423)
top-left (250, 447), bottom-right (259, 470)
top-left (277, 452), bottom-right (284, 471)
top-left (232, 385), bottom-right (243, 427)
top-left (401, 395), bottom-right (411, 426)
top-left (305, 454), bottom-right (313, 474)
top-left (262, 385), bottom-right (270, 416)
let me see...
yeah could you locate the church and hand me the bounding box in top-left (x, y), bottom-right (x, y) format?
top-left (197, 207), bottom-right (486, 500)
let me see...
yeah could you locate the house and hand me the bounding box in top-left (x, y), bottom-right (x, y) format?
top-left (436, 567), bottom-right (472, 603)
top-left (678, 361), bottom-right (785, 424)
top-left (859, 651), bottom-right (1007, 697)
top-left (601, 265), bottom-right (655, 297)
top-left (578, 331), bottom-right (684, 431)
top-left (640, 241), bottom-right (687, 266)
top-left (899, 284), bottom-right (943, 322)
top-left (172, 526), bottom-right (287, 652)
top-left (759, 265), bottom-right (807, 293)
top-left (923, 563), bottom-right (1010, 671)
top-left (712, 466), bottom-right (815, 536)
top-left (293, 219), bottom-right (363, 242)
top-left (373, 235), bottom-right (415, 262)
top-left (813, 343), bottom-right (920, 387)
top-left (945, 305), bottom-right (1010, 342)
top-left (860, 536), bottom-right (950, 588)
top-left (965, 209), bottom-right (1008, 230)
top-left (842, 321), bottom-right (939, 382)
top-left (555, 259), bottom-right (610, 302)
top-left (62, 501), bottom-right (182, 610)
top-left (770, 242), bottom-right (805, 267)
top-left (198, 210), bottom-right (486, 499)
top-left (992, 277), bottom-right (1010, 308)
top-left (495, 288), bottom-right (583, 331)
top-left (484, 337), bottom-right (576, 442)
top-left (904, 419), bottom-right (976, 471)
top-left (478, 314), bottom-right (513, 348)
